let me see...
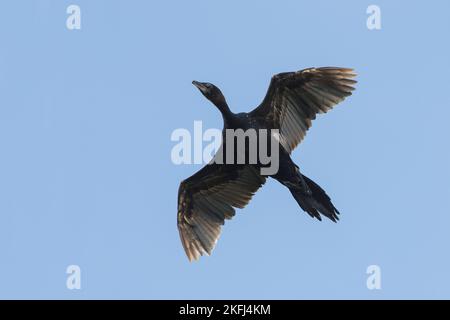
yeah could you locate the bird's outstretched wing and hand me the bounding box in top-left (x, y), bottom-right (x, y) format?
top-left (251, 67), bottom-right (357, 153)
top-left (177, 164), bottom-right (266, 261)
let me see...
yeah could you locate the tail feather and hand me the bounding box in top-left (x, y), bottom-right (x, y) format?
top-left (289, 174), bottom-right (339, 222)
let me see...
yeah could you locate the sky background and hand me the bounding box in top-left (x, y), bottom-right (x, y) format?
top-left (0, 0), bottom-right (449, 299)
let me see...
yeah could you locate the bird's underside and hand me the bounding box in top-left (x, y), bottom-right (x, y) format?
top-left (178, 67), bottom-right (357, 261)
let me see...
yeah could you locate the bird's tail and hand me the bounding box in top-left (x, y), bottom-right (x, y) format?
top-left (289, 174), bottom-right (340, 222)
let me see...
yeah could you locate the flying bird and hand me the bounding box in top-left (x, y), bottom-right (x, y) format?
top-left (178, 67), bottom-right (356, 261)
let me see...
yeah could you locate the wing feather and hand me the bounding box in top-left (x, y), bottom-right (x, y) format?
top-left (251, 67), bottom-right (357, 153)
top-left (177, 164), bottom-right (266, 261)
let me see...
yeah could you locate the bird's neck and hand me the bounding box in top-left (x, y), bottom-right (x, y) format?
top-left (215, 100), bottom-right (234, 122)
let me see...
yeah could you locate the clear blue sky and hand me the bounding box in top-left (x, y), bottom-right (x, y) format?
top-left (0, 0), bottom-right (449, 299)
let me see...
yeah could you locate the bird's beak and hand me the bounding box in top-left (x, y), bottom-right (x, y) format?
top-left (192, 80), bottom-right (207, 93)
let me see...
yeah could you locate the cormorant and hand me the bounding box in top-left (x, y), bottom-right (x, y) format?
top-left (178, 67), bottom-right (356, 261)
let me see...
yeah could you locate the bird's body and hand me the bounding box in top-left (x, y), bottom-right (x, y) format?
top-left (179, 68), bottom-right (356, 261)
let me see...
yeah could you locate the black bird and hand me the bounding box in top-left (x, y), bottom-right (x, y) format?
top-left (178, 67), bottom-right (356, 261)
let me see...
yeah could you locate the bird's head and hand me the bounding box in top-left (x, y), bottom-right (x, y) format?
top-left (192, 81), bottom-right (228, 111)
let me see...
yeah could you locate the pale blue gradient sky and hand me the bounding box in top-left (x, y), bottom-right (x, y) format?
top-left (0, 1), bottom-right (449, 299)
